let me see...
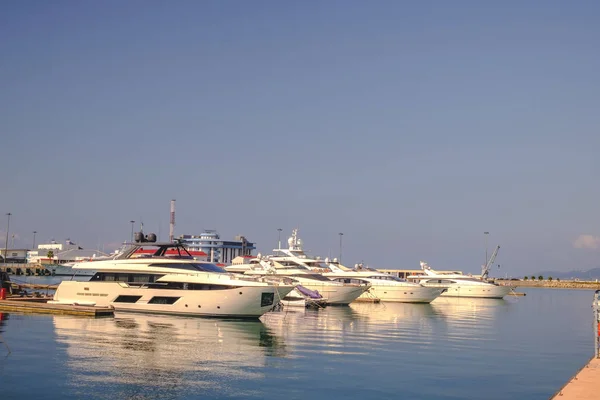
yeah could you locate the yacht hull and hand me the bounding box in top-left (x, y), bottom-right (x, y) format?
top-left (53, 281), bottom-right (293, 318)
top-left (438, 284), bottom-right (512, 298)
top-left (362, 286), bottom-right (444, 303)
top-left (293, 281), bottom-right (367, 305)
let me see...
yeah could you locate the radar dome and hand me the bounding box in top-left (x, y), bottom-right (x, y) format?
top-left (134, 232), bottom-right (145, 243)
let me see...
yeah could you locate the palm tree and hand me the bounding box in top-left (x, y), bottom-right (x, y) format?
top-left (47, 250), bottom-right (54, 261)
top-left (548, 276), bottom-right (553, 281)
top-left (538, 275), bottom-right (543, 281)
top-left (531, 275), bottom-right (536, 281)
top-left (523, 276), bottom-right (528, 281)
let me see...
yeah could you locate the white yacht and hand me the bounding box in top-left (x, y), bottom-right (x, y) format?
top-left (407, 250), bottom-right (512, 299)
top-left (309, 259), bottom-right (445, 303)
top-left (225, 230), bottom-right (369, 305)
top-left (51, 240), bottom-right (295, 318)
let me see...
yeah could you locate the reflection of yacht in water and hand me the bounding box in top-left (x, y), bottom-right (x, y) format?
top-left (51, 237), bottom-right (294, 318)
top-left (52, 312), bottom-right (287, 390)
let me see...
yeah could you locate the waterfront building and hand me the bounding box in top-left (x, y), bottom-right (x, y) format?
top-left (0, 248), bottom-right (28, 264)
top-left (178, 231), bottom-right (255, 264)
top-left (28, 239), bottom-right (104, 264)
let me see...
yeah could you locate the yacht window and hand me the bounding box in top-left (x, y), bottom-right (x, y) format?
top-left (148, 282), bottom-right (236, 290)
top-left (425, 279), bottom-right (454, 284)
top-left (278, 261), bottom-right (308, 269)
top-left (333, 278), bottom-right (367, 285)
top-left (114, 295), bottom-right (142, 303)
top-left (148, 263), bottom-right (226, 273)
top-left (291, 273), bottom-right (331, 282)
top-left (131, 274), bottom-right (155, 283)
top-left (261, 292), bottom-right (274, 307)
top-left (148, 296), bottom-right (180, 305)
top-left (91, 273), bottom-right (162, 283)
top-left (306, 262), bottom-right (329, 269)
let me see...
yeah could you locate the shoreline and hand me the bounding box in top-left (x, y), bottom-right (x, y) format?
top-left (496, 279), bottom-right (600, 290)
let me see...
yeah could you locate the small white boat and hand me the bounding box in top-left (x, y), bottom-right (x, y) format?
top-left (280, 285), bottom-right (327, 309)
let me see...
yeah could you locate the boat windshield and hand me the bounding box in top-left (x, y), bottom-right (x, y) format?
top-left (305, 261), bottom-right (329, 269)
top-left (354, 265), bottom-right (379, 272)
top-left (369, 275), bottom-right (406, 282)
top-left (291, 273), bottom-right (332, 282)
top-left (148, 263), bottom-right (226, 273)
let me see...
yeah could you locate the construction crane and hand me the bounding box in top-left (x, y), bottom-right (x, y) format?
top-left (481, 245), bottom-right (500, 280)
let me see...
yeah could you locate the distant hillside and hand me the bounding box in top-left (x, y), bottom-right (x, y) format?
top-left (531, 267), bottom-right (600, 280)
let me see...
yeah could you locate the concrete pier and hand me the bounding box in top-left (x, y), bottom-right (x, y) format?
top-left (0, 264), bottom-right (52, 276)
top-left (551, 357), bottom-right (600, 399)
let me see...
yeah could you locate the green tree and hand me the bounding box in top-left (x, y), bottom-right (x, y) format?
top-left (523, 276), bottom-right (528, 281)
top-left (531, 275), bottom-right (536, 280)
top-left (548, 276), bottom-right (553, 281)
top-left (538, 275), bottom-right (543, 281)
top-left (557, 278), bottom-right (560, 282)
top-left (47, 250), bottom-right (54, 260)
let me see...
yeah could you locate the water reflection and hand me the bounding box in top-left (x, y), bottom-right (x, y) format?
top-left (427, 297), bottom-right (513, 349)
top-left (53, 312), bottom-right (287, 395)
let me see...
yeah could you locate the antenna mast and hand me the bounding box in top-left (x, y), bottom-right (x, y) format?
top-left (169, 199), bottom-right (176, 243)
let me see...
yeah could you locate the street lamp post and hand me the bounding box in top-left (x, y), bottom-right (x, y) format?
top-left (338, 232), bottom-right (344, 262)
top-left (32, 231), bottom-right (37, 249)
top-left (484, 231), bottom-right (490, 265)
top-left (130, 220), bottom-right (135, 243)
top-left (4, 213), bottom-right (11, 265)
top-left (277, 228), bottom-right (282, 250)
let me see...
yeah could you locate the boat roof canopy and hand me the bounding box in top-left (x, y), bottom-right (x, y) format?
top-left (116, 242), bottom-right (194, 260)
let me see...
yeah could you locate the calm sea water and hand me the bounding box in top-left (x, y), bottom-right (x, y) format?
top-left (0, 285), bottom-right (594, 400)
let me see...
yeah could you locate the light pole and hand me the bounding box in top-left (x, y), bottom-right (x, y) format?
top-left (484, 231), bottom-right (490, 265)
top-left (130, 220), bottom-right (135, 243)
top-left (277, 228), bottom-right (282, 249)
top-left (4, 213), bottom-right (11, 264)
top-left (339, 232), bottom-right (344, 262)
top-left (33, 231), bottom-right (37, 249)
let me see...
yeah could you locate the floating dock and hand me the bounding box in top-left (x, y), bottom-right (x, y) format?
top-left (0, 298), bottom-right (114, 317)
top-left (353, 297), bottom-right (381, 303)
top-left (551, 357), bottom-right (600, 399)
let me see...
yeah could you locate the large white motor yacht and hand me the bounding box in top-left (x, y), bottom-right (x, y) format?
top-left (309, 259), bottom-right (445, 303)
top-left (225, 230), bottom-right (369, 305)
top-left (52, 240), bottom-right (294, 318)
top-left (407, 259), bottom-right (512, 299)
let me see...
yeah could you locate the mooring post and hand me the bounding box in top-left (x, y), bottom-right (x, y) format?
top-left (594, 290), bottom-right (600, 358)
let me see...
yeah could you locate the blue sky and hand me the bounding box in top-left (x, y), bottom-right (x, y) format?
top-left (1, 1), bottom-right (599, 276)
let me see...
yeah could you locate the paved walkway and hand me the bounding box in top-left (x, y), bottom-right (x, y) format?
top-left (551, 357), bottom-right (600, 399)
